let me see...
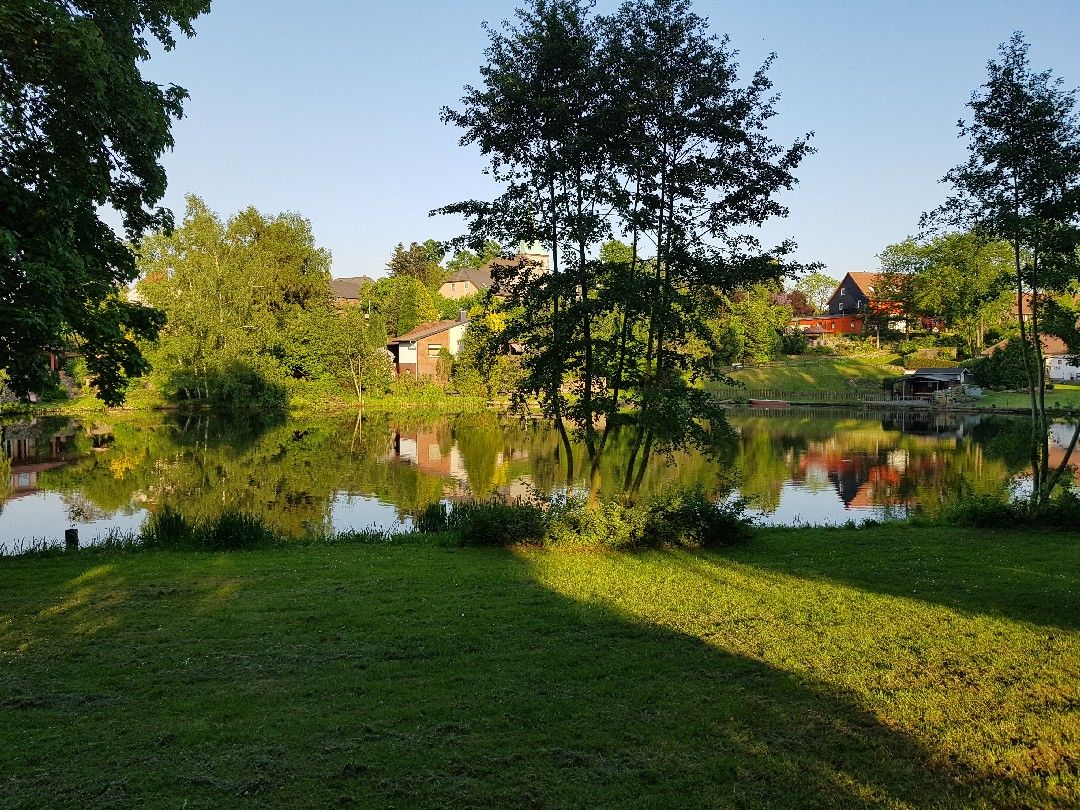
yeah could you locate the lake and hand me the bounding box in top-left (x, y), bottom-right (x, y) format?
top-left (2, 408), bottom-right (1076, 551)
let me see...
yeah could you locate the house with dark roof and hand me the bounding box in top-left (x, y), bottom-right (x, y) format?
top-left (386, 313), bottom-right (470, 377)
top-left (827, 272), bottom-right (887, 316)
top-left (330, 276), bottom-right (374, 306)
top-left (438, 245), bottom-right (550, 300)
top-left (885, 368), bottom-right (969, 400)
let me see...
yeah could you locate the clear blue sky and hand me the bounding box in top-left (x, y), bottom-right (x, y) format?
top-left (143, 1), bottom-right (1080, 281)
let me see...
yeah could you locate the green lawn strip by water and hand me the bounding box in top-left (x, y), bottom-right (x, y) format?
top-left (0, 527), bottom-right (1076, 807)
top-left (978, 385), bottom-right (1080, 411)
top-left (721, 356), bottom-right (905, 393)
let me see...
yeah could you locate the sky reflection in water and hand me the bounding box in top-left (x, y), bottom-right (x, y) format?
top-left (1, 409), bottom-right (1073, 551)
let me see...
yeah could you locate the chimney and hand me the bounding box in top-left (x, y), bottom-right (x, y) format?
top-left (459, 309), bottom-right (468, 322)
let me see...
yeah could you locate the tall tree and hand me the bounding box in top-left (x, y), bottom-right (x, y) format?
top-left (0, 0), bottom-right (210, 404)
top-left (597, 0), bottom-right (814, 491)
top-left (878, 233), bottom-right (1013, 354)
top-left (137, 196), bottom-right (333, 408)
top-left (929, 33), bottom-right (1080, 507)
top-left (387, 240), bottom-right (447, 289)
top-left (794, 271), bottom-right (838, 314)
top-left (436, 0), bottom-right (612, 473)
top-left (446, 240), bottom-right (502, 273)
top-left (437, 0), bottom-right (812, 495)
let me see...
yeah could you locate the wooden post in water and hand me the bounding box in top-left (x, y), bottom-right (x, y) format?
top-left (64, 528), bottom-right (79, 551)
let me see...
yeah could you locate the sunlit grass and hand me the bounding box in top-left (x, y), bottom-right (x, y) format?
top-left (979, 385), bottom-right (1080, 411)
top-left (0, 526), bottom-right (1076, 806)
top-left (724, 356), bottom-right (905, 392)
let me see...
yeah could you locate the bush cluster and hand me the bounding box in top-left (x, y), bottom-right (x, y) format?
top-left (903, 355), bottom-right (959, 369)
top-left (420, 488), bottom-right (754, 550)
top-left (142, 507), bottom-right (280, 550)
top-left (929, 490), bottom-right (1080, 529)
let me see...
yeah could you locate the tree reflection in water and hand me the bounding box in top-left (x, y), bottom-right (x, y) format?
top-left (1, 408), bottom-right (1075, 545)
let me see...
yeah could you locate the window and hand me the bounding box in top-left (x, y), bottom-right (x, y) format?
top-left (427, 344), bottom-right (442, 358)
top-left (449, 282), bottom-right (456, 291)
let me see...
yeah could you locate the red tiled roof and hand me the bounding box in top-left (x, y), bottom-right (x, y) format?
top-left (844, 272), bottom-right (883, 297)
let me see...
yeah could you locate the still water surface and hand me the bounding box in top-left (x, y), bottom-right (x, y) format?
top-left (2, 408), bottom-right (1075, 551)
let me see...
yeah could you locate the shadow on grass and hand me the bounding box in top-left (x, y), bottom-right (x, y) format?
top-left (0, 546), bottom-right (1045, 807)
top-left (739, 526), bottom-right (1080, 632)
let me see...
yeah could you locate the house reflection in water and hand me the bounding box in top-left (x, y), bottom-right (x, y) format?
top-left (3, 421), bottom-right (84, 501)
top-left (782, 411), bottom-right (987, 513)
top-left (391, 425), bottom-right (533, 501)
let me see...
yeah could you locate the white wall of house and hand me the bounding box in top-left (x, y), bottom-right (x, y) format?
top-left (398, 343), bottom-right (417, 364)
top-left (446, 322), bottom-right (468, 356)
top-left (1046, 355), bottom-right (1080, 382)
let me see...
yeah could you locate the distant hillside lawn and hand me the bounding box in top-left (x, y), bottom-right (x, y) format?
top-left (1, 527), bottom-right (1076, 807)
top-left (722, 355), bottom-right (904, 392)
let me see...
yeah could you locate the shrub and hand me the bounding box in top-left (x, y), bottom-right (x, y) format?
top-left (779, 329), bottom-right (809, 355)
top-left (447, 498), bottom-right (546, 546)
top-left (903, 355), bottom-right (959, 369)
top-left (141, 508), bottom-right (279, 551)
top-left (936, 495), bottom-right (1024, 527)
top-left (199, 511), bottom-right (279, 550)
top-left (640, 487), bottom-right (754, 548)
top-left (545, 497), bottom-right (645, 550)
top-left (967, 339), bottom-right (1030, 389)
top-left (933, 490), bottom-right (1080, 529)
top-left (142, 506), bottom-right (195, 549)
top-left (416, 502), bottom-right (450, 534)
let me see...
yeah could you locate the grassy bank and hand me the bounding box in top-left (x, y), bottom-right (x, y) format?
top-left (1, 527), bottom-right (1076, 807)
top-left (721, 354), bottom-right (904, 393)
top-left (978, 383), bottom-right (1080, 411)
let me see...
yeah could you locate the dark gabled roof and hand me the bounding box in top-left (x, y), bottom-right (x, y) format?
top-left (330, 276), bottom-right (374, 299)
top-left (845, 272), bottom-right (882, 297)
top-left (442, 266), bottom-right (493, 290)
top-left (908, 368), bottom-right (967, 381)
top-left (387, 319), bottom-right (467, 344)
top-left (828, 272), bottom-right (882, 304)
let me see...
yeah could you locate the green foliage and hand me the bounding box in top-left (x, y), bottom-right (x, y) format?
top-left (794, 271), bottom-right (838, 314)
top-left (544, 497), bottom-right (645, 549)
top-left (141, 505), bottom-right (195, 548)
top-left (902, 355), bottom-right (959, 369)
top-left (717, 285), bottom-right (793, 364)
top-left (137, 196), bottom-right (333, 409)
top-left (966, 340), bottom-right (1031, 389)
top-left (363, 275), bottom-right (440, 337)
top-left (198, 511), bottom-right (278, 551)
top-left (779, 330), bottom-right (809, 355)
top-left (446, 240), bottom-right (501, 273)
top-left (878, 233), bottom-right (1012, 353)
top-left (0, 0), bottom-right (209, 404)
top-left (930, 33), bottom-right (1080, 507)
top-left (142, 507), bottom-right (278, 551)
top-left (437, 0), bottom-right (813, 476)
top-left (640, 487), bottom-right (754, 548)
top-left (446, 499), bottom-right (547, 546)
top-left (387, 240), bottom-right (446, 289)
top-left (933, 489), bottom-right (1080, 530)
top-left (419, 488), bottom-right (753, 550)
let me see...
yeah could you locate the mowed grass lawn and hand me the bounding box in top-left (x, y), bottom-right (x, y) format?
top-left (980, 383), bottom-right (1080, 411)
top-left (1, 528), bottom-right (1077, 808)
top-left (723, 355), bottom-right (905, 392)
